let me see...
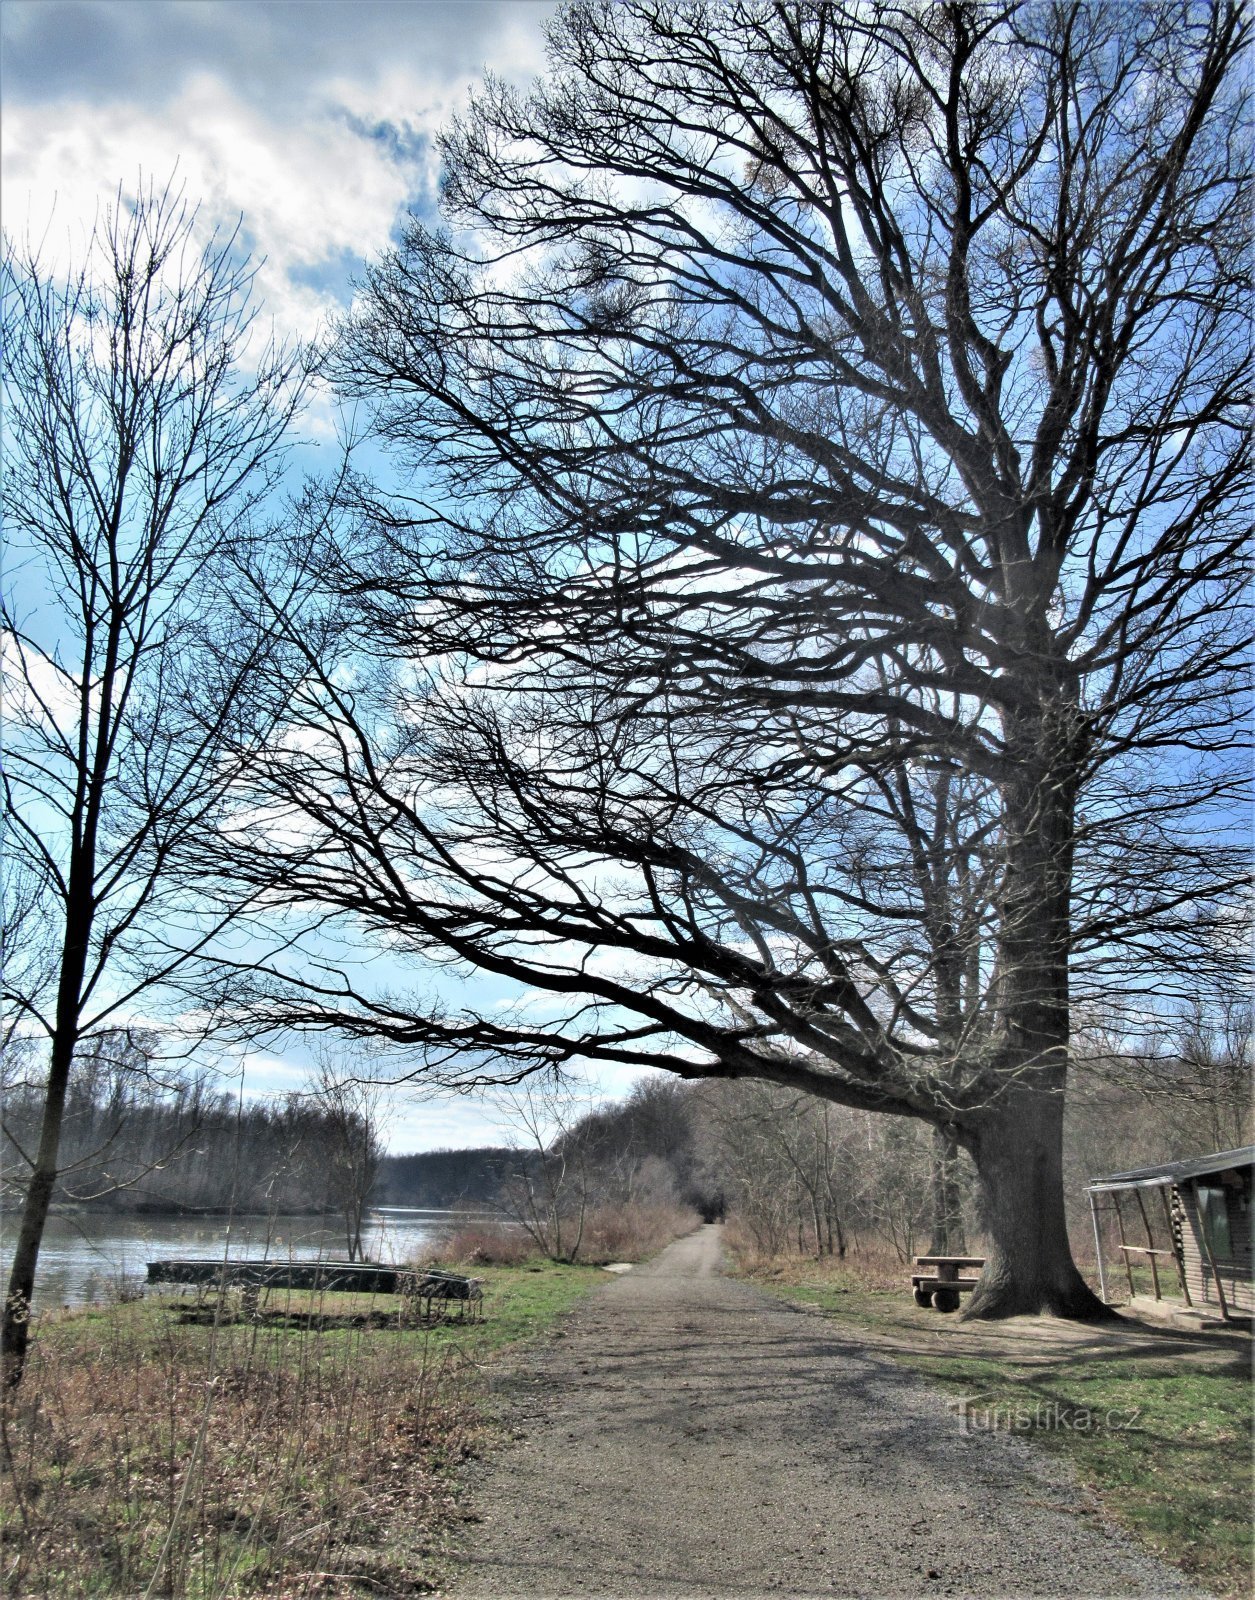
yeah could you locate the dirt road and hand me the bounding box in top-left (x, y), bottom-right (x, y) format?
top-left (450, 1226), bottom-right (1201, 1599)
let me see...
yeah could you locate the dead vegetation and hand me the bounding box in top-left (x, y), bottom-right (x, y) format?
top-left (0, 1296), bottom-right (482, 1598)
top-left (432, 1202), bottom-right (697, 1269)
top-left (723, 1218), bottom-right (911, 1291)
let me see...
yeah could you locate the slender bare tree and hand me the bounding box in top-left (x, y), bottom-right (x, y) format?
top-left (206, 1), bottom-right (1249, 1316)
top-left (304, 1049), bottom-right (388, 1261)
top-left (1, 181), bottom-right (308, 1382)
top-left (493, 1077), bottom-right (593, 1263)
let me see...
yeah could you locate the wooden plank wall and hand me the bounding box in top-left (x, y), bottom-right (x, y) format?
top-left (1175, 1169), bottom-right (1254, 1315)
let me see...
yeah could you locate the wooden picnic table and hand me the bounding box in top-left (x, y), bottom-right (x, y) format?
top-left (911, 1254), bottom-right (985, 1312)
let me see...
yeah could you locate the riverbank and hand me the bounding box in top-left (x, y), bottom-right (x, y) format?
top-left (0, 1260), bottom-right (606, 1598)
top-left (0, 1207), bottom-right (481, 1310)
top-left (734, 1249), bottom-right (1253, 1599)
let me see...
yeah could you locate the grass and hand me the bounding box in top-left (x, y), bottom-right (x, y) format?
top-left (0, 1257), bottom-right (606, 1599)
top-left (0, 1202), bottom-right (701, 1600)
top-left (732, 1242), bottom-right (1253, 1600)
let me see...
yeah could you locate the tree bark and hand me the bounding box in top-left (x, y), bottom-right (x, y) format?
top-left (3, 1036), bottom-right (75, 1386)
top-left (963, 1082), bottom-right (1111, 1319)
top-left (949, 690), bottom-right (1110, 1319)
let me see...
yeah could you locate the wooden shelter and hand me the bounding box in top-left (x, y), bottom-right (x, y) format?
top-left (1086, 1146), bottom-right (1254, 1320)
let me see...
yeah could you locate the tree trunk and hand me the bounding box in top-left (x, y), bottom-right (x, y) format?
top-left (954, 693), bottom-right (1111, 1320)
top-left (3, 1036), bottom-right (75, 1386)
top-left (962, 1083), bottom-right (1111, 1320)
top-left (830, 1202), bottom-right (846, 1259)
top-left (928, 1127), bottom-right (966, 1256)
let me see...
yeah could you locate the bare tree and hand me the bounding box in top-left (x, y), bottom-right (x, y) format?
top-left (304, 1049), bottom-right (388, 1261)
top-left (1073, 999), bottom-right (1253, 1158)
top-left (698, 1081), bottom-right (853, 1258)
top-left (209, 2), bottom-right (1249, 1317)
top-left (0, 181), bottom-right (307, 1382)
top-left (928, 1128), bottom-right (969, 1257)
top-left (492, 1077), bottom-right (593, 1263)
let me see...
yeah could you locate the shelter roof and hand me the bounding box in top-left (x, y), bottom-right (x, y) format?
top-left (1086, 1145), bottom-right (1255, 1193)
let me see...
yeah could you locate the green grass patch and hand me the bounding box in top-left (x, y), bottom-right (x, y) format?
top-left (740, 1260), bottom-right (1253, 1599)
top-left (148, 1256), bottom-right (603, 1354)
top-left (457, 1259), bottom-right (605, 1353)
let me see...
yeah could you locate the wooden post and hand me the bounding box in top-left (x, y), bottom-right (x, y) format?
top-left (1134, 1188), bottom-right (1161, 1300)
top-left (1112, 1191), bottom-right (1136, 1298)
top-left (1088, 1190), bottom-right (1109, 1305)
top-left (1159, 1183), bottom-right (1191, 1306)
top-left (1191, 1179), bottom-right (1230, 1320)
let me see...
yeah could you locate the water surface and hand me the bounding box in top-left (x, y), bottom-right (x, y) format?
top-left (1, 1206), bottom-right (502, 1309)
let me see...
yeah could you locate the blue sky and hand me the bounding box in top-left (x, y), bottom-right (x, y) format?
top-left (0, 0), bottom-right (629, 1153)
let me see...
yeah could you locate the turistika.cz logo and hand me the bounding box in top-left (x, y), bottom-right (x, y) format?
top-left (951, 1394), bottom-right (1143, 1435)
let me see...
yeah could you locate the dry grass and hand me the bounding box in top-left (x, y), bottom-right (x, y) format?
top-left (578, 1203), bottom-right (699, 1264)
top-left (726, 1219), bottom-right (1111, 1304)
top-left (723, 1218), bottom-right (909, 1291)
top-left (430, 1203), bottom-right (698, 1268)
top-left (0, 1294), bottom-right (482, 1599)
top-left (425, 1223), bottom-right (536, 1268)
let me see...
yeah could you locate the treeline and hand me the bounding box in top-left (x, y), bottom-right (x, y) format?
top-left (694, 1011), bottom-right (1255, 1260)
top-left (374, 1148), bottom-right (527, 1209)
top-left (696, 1007), bottom-right (1253, 1262)
top-left (7, 1008), bottom-right (1245, 1265)
top-left (380, 1005), bottom-right (1251, 1266)
top-left (1, 1032), bottom-right (379, 1220)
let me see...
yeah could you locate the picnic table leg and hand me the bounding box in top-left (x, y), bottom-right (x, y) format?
top-left (931, 1259), bottom-right (961, 1312)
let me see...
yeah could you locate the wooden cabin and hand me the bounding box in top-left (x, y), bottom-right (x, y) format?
top-left (1086, 1146), bottom-right (1254, 1321)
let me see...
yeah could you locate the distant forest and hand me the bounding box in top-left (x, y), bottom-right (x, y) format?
top-left (375, 1148), bottom-right (526, 1209)
top-left (1, 1031), bottom-right (378, 1218)
top-left (4, 1012), bottom-right (1246, 1265)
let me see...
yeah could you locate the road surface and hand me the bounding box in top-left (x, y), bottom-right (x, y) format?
top-left (450, 1225), bottom-right (1201, 1599)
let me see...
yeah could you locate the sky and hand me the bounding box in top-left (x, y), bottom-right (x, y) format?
top-left (1, 1), bottom-right (553, 342)
top-left (0, 0), bottom-right (636, 1154)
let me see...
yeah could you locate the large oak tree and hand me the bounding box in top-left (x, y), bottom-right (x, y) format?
top-left (217, 1), bottom-right (1249, 1316)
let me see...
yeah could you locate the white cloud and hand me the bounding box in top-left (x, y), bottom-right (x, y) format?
top-left (1, 3), bottom-right (554, 344)
top-left (3, 80), bottom-right (416, 344)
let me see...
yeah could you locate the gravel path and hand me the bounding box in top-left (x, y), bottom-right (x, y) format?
top-left (450, 1225), bottom-right (1202, 1600)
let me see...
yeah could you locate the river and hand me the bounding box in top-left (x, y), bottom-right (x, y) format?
top-left (0, 1207), bottom-right (503, 1309)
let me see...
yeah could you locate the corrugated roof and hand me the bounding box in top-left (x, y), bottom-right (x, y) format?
top-left (1087, 1145), bottom-right (1255, 1192)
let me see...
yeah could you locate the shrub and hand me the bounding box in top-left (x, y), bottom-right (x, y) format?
top-left (578, 1202), bottom-right (699, 1264)
top-left (424, 1223), bottom-right (537, 1267)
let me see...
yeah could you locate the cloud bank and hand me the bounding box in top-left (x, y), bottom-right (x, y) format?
top-left (1, 1), bottom-right (553, 339)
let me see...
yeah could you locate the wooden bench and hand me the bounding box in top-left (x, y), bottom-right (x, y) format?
top-left (911, 1255), bottom-right (986, 1312)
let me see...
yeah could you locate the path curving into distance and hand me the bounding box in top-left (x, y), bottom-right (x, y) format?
top-left (449, 1225), bottom-right (1202, 1600)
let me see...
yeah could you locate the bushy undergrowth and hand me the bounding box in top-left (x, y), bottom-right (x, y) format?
top-left (723, 1216), bottom-right (910, 1291)
top-left (579, 1202), bottom-right (698, 1264)
top-left (0, 1296), bottom-right (481, 1599)
top-left (427, 1222), bottom-right (536, 1267)
top-left (432, 1201), bottom-right (698, 1268)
